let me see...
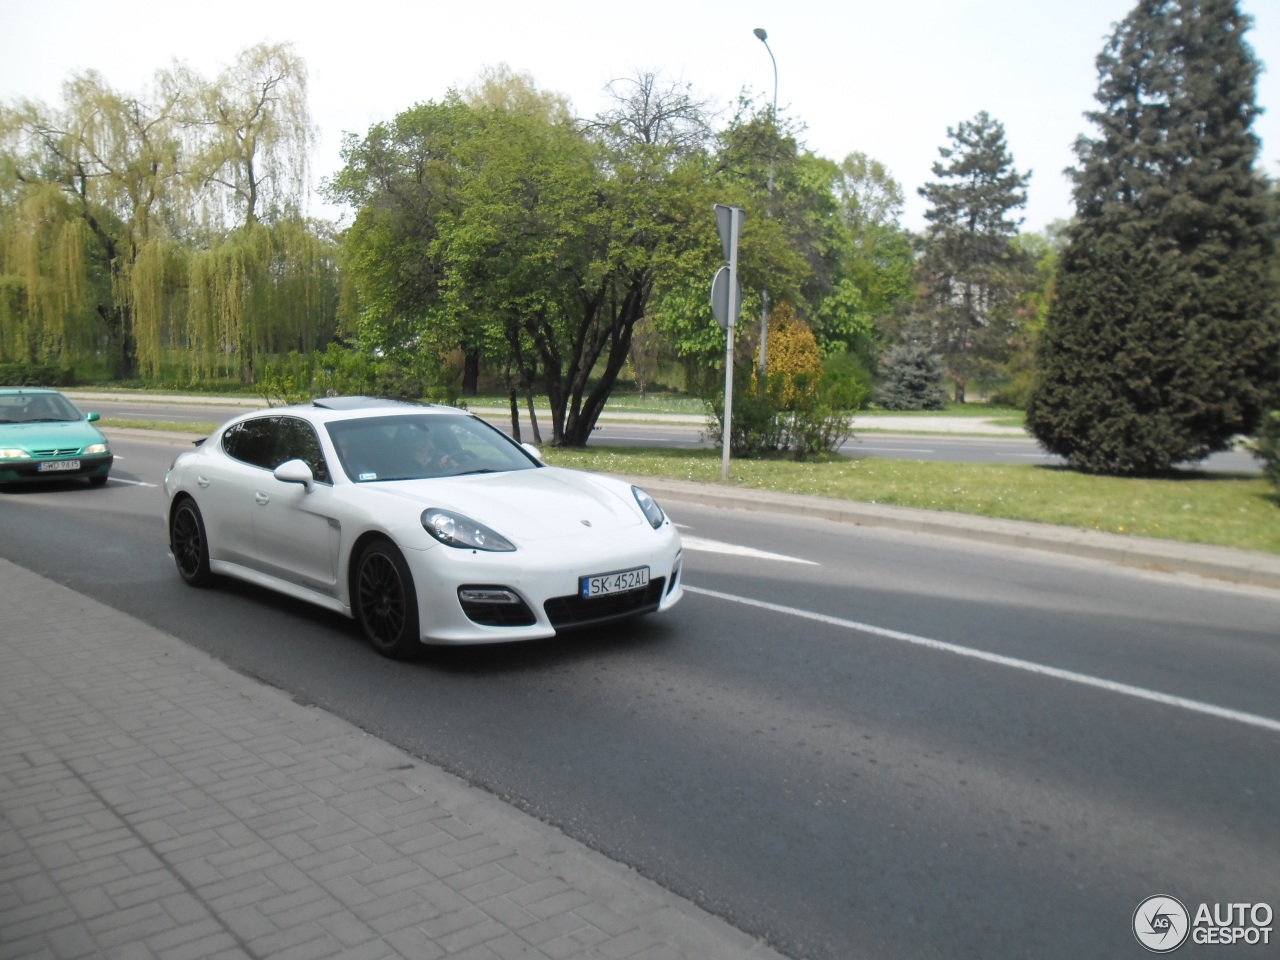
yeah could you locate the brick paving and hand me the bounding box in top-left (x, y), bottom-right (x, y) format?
top-left (0, 559), bottom-right (784, 960)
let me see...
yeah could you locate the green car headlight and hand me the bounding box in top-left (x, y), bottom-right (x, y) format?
top-left (0, 448), bottom-right (30, 459)
top-left (84, 442), bottom-right (109, 454)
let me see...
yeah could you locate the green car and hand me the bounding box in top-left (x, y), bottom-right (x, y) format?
top-left (0, 388), bottom-right (114, 486)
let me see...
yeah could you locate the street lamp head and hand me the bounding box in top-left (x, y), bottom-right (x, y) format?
top-left (753, 27), bottom-right (768, 41)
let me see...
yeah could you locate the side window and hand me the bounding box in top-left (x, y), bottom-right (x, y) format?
top-left (275, 417), bottom-right (331, 484)
top-left (222, 417), bottom-right (280, 469)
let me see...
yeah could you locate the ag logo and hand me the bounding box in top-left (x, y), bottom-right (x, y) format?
top-left (1134, 895), bottom-right (1190, 953)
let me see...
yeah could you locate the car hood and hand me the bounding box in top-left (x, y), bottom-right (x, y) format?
top-left (0, 420), bottom-right (105, 451)
top-left (370, 467), bottom-right (646, 541)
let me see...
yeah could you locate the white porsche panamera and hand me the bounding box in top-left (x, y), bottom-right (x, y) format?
top-left (163, 397), bottom-right (683, 657)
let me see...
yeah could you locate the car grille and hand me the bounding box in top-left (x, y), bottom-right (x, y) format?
top-left (32, 448), bottom-right (81, 456)
top-left (544, 578), bottom-right (666, 630)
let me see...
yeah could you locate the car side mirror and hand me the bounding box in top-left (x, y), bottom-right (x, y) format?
top-left (86, 412), bottom-right (100, 422)
top-left (274, 458), bottom-right (315, 492)
top-left (521, 442), bottom-right (543, 462)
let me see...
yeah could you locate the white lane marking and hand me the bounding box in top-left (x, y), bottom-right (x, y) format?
top-left (686, 585), bottom-right (1280, 734)
top-left (108, 477), bottom-right (158, 488)
top-left (680, 536), bottom-right (817, 565)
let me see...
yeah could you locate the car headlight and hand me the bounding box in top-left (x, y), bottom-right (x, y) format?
top-left (422, 509), bottom-right (516, 552)
top-left (0, 448), bottom-right (30, 459)
top-left (632, 486), bottom-right (665, 529)
top-left (84, 443), bottom-right (109, 455)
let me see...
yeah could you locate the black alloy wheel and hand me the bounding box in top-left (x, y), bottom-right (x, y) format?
top-left (170, 498), bottom-right (214, 586)
top-left (355, 539), bottom-right (421, 659)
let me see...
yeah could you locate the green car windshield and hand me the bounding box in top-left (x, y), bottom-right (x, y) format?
top-left (0, 392), bottom-right (84, 424)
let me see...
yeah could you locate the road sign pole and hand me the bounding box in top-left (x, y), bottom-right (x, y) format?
top-left (712, 204), bottom-right (745, 482)
top-left (722, 206), bottom-right (741, 481)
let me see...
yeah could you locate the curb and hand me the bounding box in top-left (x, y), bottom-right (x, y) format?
top-left (629, 476), bottom-right (1280, 591)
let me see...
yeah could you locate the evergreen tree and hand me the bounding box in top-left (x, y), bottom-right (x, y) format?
top-left (914, 112), bottom-right (1032, 403)
top-left (876, 343), bottom-right (949, 411)
top-left (1026, 0), bottom-right (1280, 475)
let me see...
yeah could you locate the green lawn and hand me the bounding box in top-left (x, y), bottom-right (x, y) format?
top-left (539, 446), bottom-right (1280, 555)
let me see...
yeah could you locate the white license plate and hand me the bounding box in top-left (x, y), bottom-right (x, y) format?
top-left (38, 459), bottom-right (80, 472)
top-left (580, 566), bottom-right (650, 599)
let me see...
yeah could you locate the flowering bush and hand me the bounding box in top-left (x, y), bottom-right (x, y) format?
top-left (707, 304), bottom-right (869, 460)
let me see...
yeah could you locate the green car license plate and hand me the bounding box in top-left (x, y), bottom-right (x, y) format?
top-left (38, 459), bottom-right (80, 472)
top-left (580, 566), bottom-right (649, 600)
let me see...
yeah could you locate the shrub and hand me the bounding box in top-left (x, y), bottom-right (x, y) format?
top-left (706, 340), bottom-right (869, 461)
top-left (255, 343), bottom-right (463, 407)
top-left (0, 363), bottom-right (72, 387)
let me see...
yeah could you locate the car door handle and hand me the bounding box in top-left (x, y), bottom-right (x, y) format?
top-left (255, 492), bottom-right (270, 505)
top-left (196, 475), bottom-right (210, 488)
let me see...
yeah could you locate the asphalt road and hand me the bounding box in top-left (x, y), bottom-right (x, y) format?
top-left (2, 435), bottom-right (1276, 959)
top-left (73, 394), bottom-right (1263, 473)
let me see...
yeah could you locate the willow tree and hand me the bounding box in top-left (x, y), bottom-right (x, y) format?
top-left (0, 43), bottom-right (332, 383)
top-left (177, 42), bottom-right (326, 381)
top-left (0, 69), bottom-right (185, 377)
top-left (185, 42), bottom-right (315, 228)
top-left (185, 218), bottom-right (339, 382)
top-left (0, 173), bottom-right (96, 368)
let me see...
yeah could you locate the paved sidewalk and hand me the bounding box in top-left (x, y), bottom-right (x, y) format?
top-left (0, 559), bottom-right (784, 960)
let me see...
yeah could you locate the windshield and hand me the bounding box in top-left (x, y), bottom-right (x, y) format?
top-left (326, 413), bottom-right (539, 483)
top-left (0, 392), bottom-right (83, 423)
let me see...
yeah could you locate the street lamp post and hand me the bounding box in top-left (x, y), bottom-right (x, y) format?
top-left (753, 27), bottom-right (777, 390)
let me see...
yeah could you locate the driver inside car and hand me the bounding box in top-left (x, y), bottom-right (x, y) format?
top-left (406, 427), bottom-right (461, 476)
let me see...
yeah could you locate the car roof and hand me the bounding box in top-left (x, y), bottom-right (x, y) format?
top-left (310, 396), bottom-right (425, 412)
top-left (0, 387), bottom-right (60, 396)
top-left (229, 396), bottom-right (465, 427)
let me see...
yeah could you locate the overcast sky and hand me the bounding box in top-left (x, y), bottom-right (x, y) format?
top-left (2, 0), bottom-right (1277, 234)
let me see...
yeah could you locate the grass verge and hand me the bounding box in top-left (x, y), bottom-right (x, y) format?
top-left (104, 418), bottom-right (221, 434)
top-left (539, 447), bottom-right (1280, 555)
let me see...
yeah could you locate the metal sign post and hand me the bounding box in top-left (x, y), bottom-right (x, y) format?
top-left (712, 204), bottom-right (745, 481)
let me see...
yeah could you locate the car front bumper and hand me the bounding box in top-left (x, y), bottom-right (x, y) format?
top-left (0, 454), bottom-right (114, 484)
top-left (401, 527), bottom-right (684, 645)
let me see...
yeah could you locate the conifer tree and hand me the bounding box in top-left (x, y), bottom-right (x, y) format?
top-left (1026, 0), bottom-right (1280, 475)
top-left (915, 112), bottom-right (1032, 403)
top-left (876, 343), bottom-right (949, 411)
